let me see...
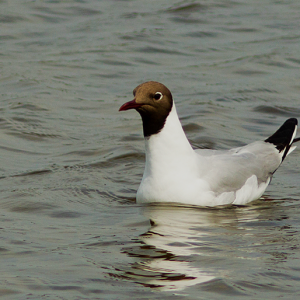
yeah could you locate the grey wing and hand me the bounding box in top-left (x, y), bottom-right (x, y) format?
top-left (195, 141), bottom-right (282, 195)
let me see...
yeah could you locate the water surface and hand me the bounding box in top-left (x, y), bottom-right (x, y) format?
top-left (0, 0), bottom-right (300, 299)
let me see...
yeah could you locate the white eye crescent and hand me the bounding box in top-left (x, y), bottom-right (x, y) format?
top-left (154, 92), bottom-right (163, 101)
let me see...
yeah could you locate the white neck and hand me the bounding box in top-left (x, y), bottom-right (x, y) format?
top-left (143, 104), bottom-right (196, 178)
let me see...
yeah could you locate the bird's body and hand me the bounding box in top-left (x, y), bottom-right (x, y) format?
top-left (119, 81), bottom-right (298, 206)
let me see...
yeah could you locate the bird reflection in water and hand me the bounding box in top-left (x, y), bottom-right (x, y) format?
top-left (119, 203), bottom-right (260, 291)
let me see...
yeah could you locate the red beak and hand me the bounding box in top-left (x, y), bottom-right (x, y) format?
top-left (119, 99), bottom-right (142, 111)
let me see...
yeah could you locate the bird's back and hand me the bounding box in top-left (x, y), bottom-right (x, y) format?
top-left (195, 141), bottom-right (281, 198)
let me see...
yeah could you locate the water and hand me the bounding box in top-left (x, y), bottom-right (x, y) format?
top-left (0, 0), bottom-right (300, 299)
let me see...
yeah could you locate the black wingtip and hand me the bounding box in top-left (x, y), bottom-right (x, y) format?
top-left (265, 118), bottom-right (298, 160)
top-left (293, 137), bottom-right (300, 143)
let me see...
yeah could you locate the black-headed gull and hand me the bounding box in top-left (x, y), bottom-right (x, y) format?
top-left (119, 81), bottom-right (299, 206)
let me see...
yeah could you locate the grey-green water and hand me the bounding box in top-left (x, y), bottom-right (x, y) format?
top-left (1, 0), bottom-right (300, 299)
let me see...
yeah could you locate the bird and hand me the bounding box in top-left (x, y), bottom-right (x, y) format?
top-left (119, 81), bottom-right (299, 206)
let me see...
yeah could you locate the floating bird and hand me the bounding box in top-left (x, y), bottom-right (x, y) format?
top-left (119, 81), bottom-right (299, 206)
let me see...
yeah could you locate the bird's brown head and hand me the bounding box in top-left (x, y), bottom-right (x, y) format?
top-left (119, 81), bottom-right (173, 137)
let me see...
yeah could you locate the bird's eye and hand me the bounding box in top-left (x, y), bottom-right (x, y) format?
top-left (153, 92), bottom-right (163, 101)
